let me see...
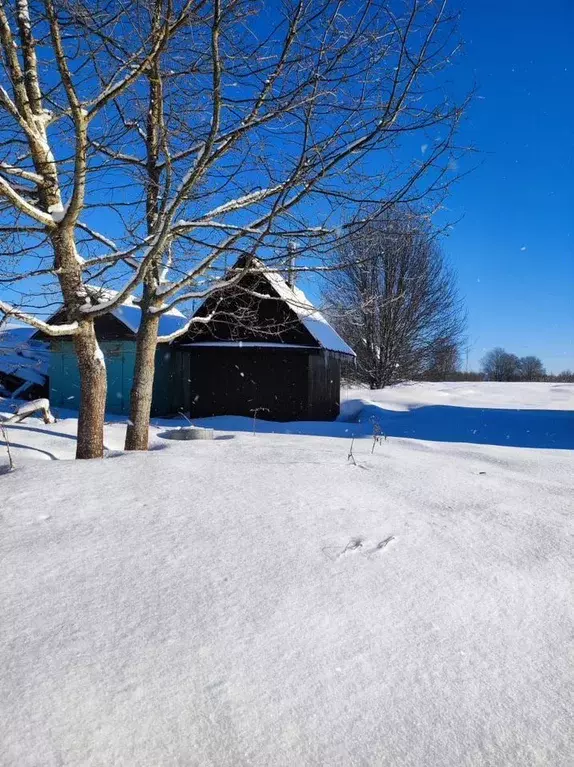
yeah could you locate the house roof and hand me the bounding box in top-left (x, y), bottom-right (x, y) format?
top-left (35, 287), bottom-right (188, 339)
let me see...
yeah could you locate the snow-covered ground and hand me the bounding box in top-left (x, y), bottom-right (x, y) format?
top-left (1, 383), bottom-right (573, 765)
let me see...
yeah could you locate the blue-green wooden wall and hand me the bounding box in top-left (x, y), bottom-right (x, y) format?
top-left (49, 340), bottom-right (182, 416)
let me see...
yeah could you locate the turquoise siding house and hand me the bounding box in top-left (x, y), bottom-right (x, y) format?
top-left (38, 291), bottom-right (188, 417)
top-left (49, 340), bottom-right (183, 416)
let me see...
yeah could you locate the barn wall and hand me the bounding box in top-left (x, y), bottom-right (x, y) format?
top-left (307, 353), bottom-right (341, 420)
top-left (186, 347), bottom-right (311, 421)
top-left (49, 340), bottom-right (83, 412)
top-left (171, 350), bottom-right (192, 415)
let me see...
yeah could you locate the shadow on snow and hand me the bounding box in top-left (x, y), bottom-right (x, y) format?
top-left (188, 403), bottom-right (574, 450)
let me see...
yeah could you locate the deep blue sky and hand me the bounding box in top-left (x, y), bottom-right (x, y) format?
top-left (443, 0), bottom-right (573, 372)
top-left (2, 1), bottom-right (571, 373)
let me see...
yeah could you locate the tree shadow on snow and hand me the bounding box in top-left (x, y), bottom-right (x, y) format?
top-left (0, 439), bottom-right (58, 460)
top-left (1, 423), bottom-right (78, 442)
top-left (192, 405), bottom-right (574, 450)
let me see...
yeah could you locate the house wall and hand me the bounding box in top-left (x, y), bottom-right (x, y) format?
top-left (49, 340), bottom-right (179, 417)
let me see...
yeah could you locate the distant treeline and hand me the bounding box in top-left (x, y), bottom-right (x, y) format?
top-left (417, 370), bottom-right (574, 383)
top-left (416, 347), bottom-right (574, 383)
top-left (343, 346), bottom-right (574, 386)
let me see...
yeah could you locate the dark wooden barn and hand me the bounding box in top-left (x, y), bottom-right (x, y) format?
top-left (175, 258), bottom-right (355, 421)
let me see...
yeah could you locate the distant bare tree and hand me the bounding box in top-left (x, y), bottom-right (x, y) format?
top-left (481, 348), bottom-right (521, 381)
top-left (324, 207), bottom-right (466, 388)
top-left (421, 337), bottom-right (460, 380)
top-left (518, 356), bottom-right (546, 381)
top-left (441, 369), bottom-right (484, 382)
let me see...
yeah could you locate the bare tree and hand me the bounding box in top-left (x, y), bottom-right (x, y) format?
top-left (422, 337), bottom-right (461, 380)
top-left (481, 351), bottom-right (546, 382)
top-left (480, 348), bottom-right (521, 382)
top-left (0, 0), bottom-right (198, 457)
top-left (518, 355), bottom-right (546, 381)
top-left (324, 207), bottom-right (465, 388)
top-left (0, 0), bottom-right (469, 456)
top-left (553, 369), bottom-right (574, 383)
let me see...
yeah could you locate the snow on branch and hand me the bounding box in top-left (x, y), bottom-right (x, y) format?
top-left (156, 312), bottom-right (216, 344)
top-left (0, 162), bottom-right (44, 184)
top-left (0, 301), bottom-right (78, 336)
top-left (0, 175), bottom-right (55, 227)
top-left (76, 221), bottom-right (118, 251)
top-left (3, 398), bottom-right (56, 425)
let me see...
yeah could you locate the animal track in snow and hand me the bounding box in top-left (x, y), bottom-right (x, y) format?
top-left (322, 535), bottom-right (396, 561)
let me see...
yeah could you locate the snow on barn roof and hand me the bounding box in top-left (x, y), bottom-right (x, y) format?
top-left (255, 262), bottom-right (355, 358)
top-left (114, 299), bottom-right (188, 337)
top-left (0, 356), bottom-right (47, 387)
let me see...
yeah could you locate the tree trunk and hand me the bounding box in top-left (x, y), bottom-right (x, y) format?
top-left (74, 322), bottom-right (107, 459)
top-left (51, 228), bottom-right (108, 461)
top-left (124, 312), bottom-right (160, 451)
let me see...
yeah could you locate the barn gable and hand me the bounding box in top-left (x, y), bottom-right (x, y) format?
top-left (183, 258), bottom-right (355, 359)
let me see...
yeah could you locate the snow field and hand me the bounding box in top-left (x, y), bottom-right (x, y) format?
top-left (1, 383), bottom-right (573, 765)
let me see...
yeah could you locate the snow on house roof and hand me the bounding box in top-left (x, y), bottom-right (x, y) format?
top-left (114, 301), bottom-right (188, 337)
top-left (255, 262), bottom-right (355, 358)
top-left (39, 287), bottom-right (189, 338)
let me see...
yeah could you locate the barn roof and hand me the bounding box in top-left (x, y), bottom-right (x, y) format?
top-left (189, 259), bottom-right (355, 358)
top-left (258, 264), bottom-right (355, 357)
